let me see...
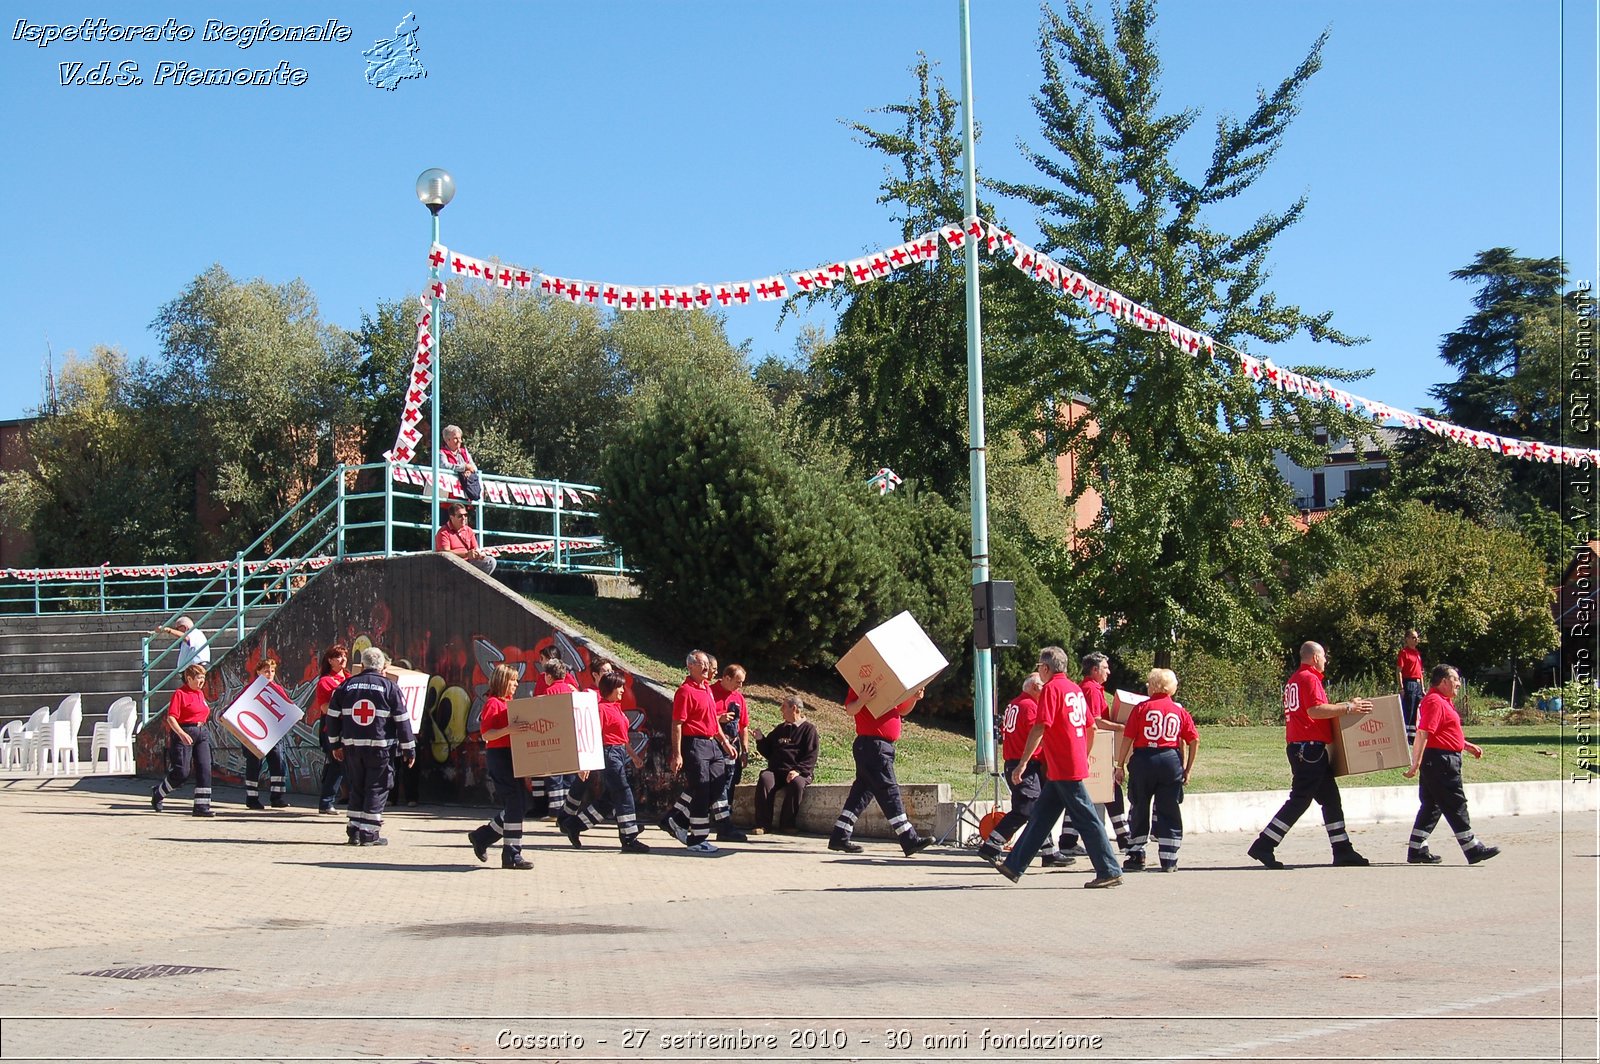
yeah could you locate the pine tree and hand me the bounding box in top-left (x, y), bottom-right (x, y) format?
top-left (993, 0), bottom-right (1376, 664)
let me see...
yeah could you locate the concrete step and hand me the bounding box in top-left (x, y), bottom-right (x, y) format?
top-left (0, 609), bottom-right (277, 640)
top-left (0, 637), bottom-right (249, 676)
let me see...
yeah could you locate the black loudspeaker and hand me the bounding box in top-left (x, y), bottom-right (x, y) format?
top-left (972, 580), bottom-right (1017, 649)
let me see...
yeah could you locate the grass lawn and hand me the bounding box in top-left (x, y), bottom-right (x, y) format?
top-left (527, 592), bottom-right (1588, 794)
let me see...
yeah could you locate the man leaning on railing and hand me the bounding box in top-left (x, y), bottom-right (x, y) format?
top-left (153, 616), bottom-right (210, 670)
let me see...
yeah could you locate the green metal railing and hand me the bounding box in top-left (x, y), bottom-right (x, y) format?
top-left (0, 462), bottom-right (625, 720)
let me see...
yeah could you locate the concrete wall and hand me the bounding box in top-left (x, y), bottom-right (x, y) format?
top-left (136, 553), bottom-right (678, 809)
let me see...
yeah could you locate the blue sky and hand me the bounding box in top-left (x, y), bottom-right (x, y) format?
top-left (2, 1), bottom-right (1594, 426)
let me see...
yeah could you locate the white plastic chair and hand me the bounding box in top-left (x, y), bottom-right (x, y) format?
top-left (90, 698), bottom-right (137, 773)
top-left (0, 721), bottom-right (23, 769)
top-left (17, 707), bottom-right (49, 771)
top-left (40, 694), bottom-right (82, 775)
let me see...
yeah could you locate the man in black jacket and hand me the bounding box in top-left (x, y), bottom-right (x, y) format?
top-left (326, 647), bottom-right (415, 847)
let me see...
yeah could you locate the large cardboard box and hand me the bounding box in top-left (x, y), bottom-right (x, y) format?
top-left (1083, 727), bottom-right (1117, 804)
top-left (1108, 689), bottom-right (1147, 727)
top-left (506, 690), bottom-right (604, 778)
top-left (385, 666), bottom-right (432, 736)
top-left (835, 611), bottom-right (950, 719)
top-left (1330, 693), bottom-right (1408, 776)
top-left (220, 675), bottom-right (304, 757)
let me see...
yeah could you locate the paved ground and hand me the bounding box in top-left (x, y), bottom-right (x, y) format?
top-left (1, 775), bottom-right (1595, 1064)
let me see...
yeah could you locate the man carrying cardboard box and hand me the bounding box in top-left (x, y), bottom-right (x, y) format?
top-left (828, 686), bottom-right (934, 857)
top-left (1247, 641), bottom-right (1373, 870)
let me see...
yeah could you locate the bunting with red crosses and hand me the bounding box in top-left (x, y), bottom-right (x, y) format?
top-left (382, 292), bottom-right (439, 465)
top-left (418, 224), bottom-right (1596, 469)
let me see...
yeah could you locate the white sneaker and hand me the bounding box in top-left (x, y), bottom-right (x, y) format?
top-left (686, 841), bottom-right (719, 855)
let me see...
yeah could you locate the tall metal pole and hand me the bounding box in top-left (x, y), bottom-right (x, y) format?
top-left (959, 0), bottom-right (996, 774)
top-left (429, 209), bottom-right (443, 543)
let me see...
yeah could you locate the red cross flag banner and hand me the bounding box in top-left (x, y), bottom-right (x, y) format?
top-left (220, 674), bottom-right (305, 758)
top-left (419, 221), bottom-right (1598, 470)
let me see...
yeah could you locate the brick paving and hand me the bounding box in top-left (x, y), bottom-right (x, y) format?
top-left (0, 774), bottom-right (1594, 1063)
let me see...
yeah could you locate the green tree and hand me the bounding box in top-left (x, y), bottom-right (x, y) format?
top-left (596, 370), bottom-right (886, 666)
top-left (993, 0), bottom-right (1377, 665)
top-left (1280, 500), bottom-right (1558, 680)
top-left (149, 264), bottom-right (363, 557)
top-left (0, 346), bottom-right (192, 565)
top-left (799, 56), bottom-right (1055, 499)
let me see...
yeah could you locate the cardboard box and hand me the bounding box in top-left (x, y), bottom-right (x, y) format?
top-left (1083, 727), bottom-right (1117, 804)
top-left (1330, 693), bottom-right (1408, 776)
top-left (220, 675), bottom-right (304, 757)
top-left (835, 611), bottom-right (950, 719)
top-left (506, 690), bottom-right (604, 778)
top-left (385, 666), bottom-right (432, 736)
top-left (1108, 689), bottom-right (1147, 726)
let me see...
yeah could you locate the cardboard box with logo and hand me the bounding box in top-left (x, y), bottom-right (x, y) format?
top-left (507, 690), bottom-right (605, 778)
top-left (834, 611), bottom-right (950, 719)
top-left (1330, 693), bottom-right (1407, 776)
top-left (1108, 689), bottom-right (1147, 727)
top-left (1083, 727), bottom-right (1117, 804)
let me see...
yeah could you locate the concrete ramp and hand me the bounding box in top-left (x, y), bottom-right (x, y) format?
top-left (135, 554), bottom-right (675, 808)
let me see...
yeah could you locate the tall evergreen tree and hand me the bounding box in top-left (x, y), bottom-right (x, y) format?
top-left (993, 0), bottom-right (1375, 664)
top-left (1426, 248), bottom-right (1581, 517)
top-left (800, 56), bottom-right (1056, 499)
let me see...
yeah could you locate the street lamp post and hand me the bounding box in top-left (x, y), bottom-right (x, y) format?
top-left (958, 0), bottom-right (996, 774)
top-left (415, 168), bottom-right (455, 543)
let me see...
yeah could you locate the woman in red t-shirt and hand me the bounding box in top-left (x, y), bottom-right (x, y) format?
top-left (467, 664), bottom-right (533, 869)
top-left (151, 663), bottom-right (215, 816)
top-left (243, 658), bottom-right (293, 810)
top-left (1401, 664), bottom-right (1498, 865)
top-left (313, 644), bottom-right (348, 815)
top-left (1113, 668), bottom-right (1199, 872)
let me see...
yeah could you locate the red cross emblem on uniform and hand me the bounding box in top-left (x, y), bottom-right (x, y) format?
top-left (351, 699), bottom-right (377, 726)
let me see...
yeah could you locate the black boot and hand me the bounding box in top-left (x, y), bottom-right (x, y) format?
top-left (1247, 837), bottom-right (1284, 869)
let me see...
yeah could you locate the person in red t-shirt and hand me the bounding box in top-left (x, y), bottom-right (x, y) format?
top-left (828, 684), bottom-right (934, 857)
top-left (708, 664), bottom-right (751, 843)
top-left (659, 650), bottom-right (736, 853)
top-left (1247, 641), bottom-right (1374, 869)
top-left (1114, 669), bottom-right (1199, 872)
top-left (242, 658), bottom-right (292, 811)
top-left (466, 664), bottom-right (534, 869)
top-left (977, 674), bottom-right (1071, 868)
top-left (312, 644), bottom-right (349, 814)
top-left (435, 503), bottom-right (495, 575)
top-left (995, 646), bottom-right (1121, 888)
top-left (564, 673), bottom-right (651, 853)
top-left (527, 645), bottom-right (580, 819)
top-left (151, 663), bottom-right (215, 816)
top-left (1396, 629), bottom-right (1425, 744)
top-left (1402, 664), bottom-right (1499, 865)
top-left (1058, 651), bottom-right (1133, 855)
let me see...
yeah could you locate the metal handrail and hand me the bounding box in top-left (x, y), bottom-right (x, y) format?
top-left (0, 461), bottom-right (628, 719)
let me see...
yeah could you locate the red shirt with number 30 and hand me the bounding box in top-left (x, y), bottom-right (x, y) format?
top-left (1283, 665), bottom-right (1333, 744)
top-left (1124, 694), bottom-right (1198, 750)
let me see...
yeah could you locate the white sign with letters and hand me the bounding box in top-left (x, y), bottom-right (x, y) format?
top-left (220, 675), bottom-right (305, 757)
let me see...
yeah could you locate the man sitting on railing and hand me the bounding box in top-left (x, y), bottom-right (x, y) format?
top-left (435, 503), bottom-right (496, 575)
